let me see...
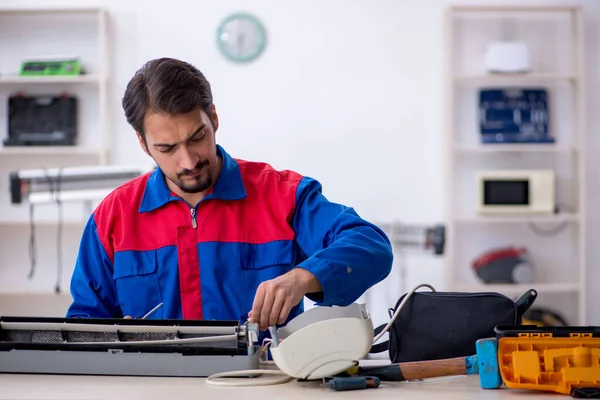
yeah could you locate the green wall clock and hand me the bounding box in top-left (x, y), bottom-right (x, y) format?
top-left (216, 13), bottom-right (266, 63)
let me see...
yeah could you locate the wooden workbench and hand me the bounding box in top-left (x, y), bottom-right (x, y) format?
top-left (0, 373), bottom-right (570, 399)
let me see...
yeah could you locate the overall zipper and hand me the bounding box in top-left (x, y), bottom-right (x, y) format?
top-left (190, 208), bottom-right (197, 228)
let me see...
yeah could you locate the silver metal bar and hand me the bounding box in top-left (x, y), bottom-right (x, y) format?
top-left (65, 334), bottom-right (238, 346)
top-left (16, 165), bottom-right (153, 180)
top-left (0, 321), bottom-right (238, 335)
top-left (140, 302), bottom-right (163, 319)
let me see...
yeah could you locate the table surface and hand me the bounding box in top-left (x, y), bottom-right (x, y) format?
top-left (0, 373), bottom-right (571, 400)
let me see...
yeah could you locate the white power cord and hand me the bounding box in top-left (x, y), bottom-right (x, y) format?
top-left (205, 369), bottom-right (293, 387)
top-left (372, 283), bottom-right (436, 344)
top-left (205, 283), bottom-right (436, 387)
top-left (205, 341), bottom-right (293, 387)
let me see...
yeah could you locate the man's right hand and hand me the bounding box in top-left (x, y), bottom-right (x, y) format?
top-left (124, 316), bottom-right (132, 319)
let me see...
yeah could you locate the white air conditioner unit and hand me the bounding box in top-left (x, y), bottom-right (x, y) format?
top-left (10, 164), bottom-right (155, 205)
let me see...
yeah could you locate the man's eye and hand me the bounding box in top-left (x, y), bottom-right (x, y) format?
top-left (190, 135), bottom-right (204, 143)
top-left (159, 147), bottom-right (175, 153)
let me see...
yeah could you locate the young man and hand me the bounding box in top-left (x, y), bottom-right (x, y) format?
top-left (66, 57), bottom-right (393, 331)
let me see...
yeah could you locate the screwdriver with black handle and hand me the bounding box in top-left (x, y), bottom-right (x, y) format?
top-left (329, 376), bottom-right (380, 391)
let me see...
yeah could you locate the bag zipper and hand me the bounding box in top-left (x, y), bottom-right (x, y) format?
top-left (393, 291), bottom-right (517, 314)
top-left (418, 292), bottom-right (513, 301)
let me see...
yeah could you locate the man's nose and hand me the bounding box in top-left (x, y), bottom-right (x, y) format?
top-left (179, 147), bottom-right (199, 170)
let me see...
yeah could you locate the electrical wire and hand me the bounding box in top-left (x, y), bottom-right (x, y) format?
top-left (372, 283), bottom-right (435, 344)
top-left (27, 203), bottom-right (37, 279)
top-left (526, 203), bottom-right (573, 238)
top-left (526, 220), bottom-right (569, 237)
top-left (205, 338), bottom-right (293, 387)
top-left (205, 369), bottom-right (293, 387)
top-left (30, 168), bottom-right (64, 292)
top-left (205, 283), bottom-right (437, 388)
top-left (54, 167), bottom-right (63, 293)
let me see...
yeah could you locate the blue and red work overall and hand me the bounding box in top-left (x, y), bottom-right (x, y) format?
top-left (66, 145), bottom-right (393, 326)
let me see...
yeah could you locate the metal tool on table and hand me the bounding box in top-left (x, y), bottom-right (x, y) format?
top-left (137, 302), bottom-right (163, 319)
top-left (329, 376), bottom-right (380, 391)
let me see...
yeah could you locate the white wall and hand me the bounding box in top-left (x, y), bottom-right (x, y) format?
top-left (0, 0), bottom-right (598, 328)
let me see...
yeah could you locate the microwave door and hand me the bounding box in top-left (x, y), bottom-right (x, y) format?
top-left (484, 180), bottom-right (529, 207)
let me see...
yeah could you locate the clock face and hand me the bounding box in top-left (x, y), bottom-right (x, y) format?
top-left (217, 13), bottom-right (266, 63)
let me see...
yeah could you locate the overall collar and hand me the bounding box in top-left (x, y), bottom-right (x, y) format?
top-left (139, 144), bottom-right (246, 213)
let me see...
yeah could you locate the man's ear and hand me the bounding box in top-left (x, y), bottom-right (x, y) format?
top-left (211, 104), bottom-right (219, 133)
top-left (136, 132), bottom-right (150, 156)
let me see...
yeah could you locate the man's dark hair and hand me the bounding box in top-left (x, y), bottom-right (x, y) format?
top-left (122, 57), bottom-right (214, 141)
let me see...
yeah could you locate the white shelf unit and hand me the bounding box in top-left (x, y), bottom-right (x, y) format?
top-left (443, 6), bottom-right (586, 325)
top-left (454, 73), bottom-right (577, 83)
top-left (0, 8), bottom-right (109, 301)
top-left (0, 74), bottom-right (103, 84)
top-left (453, 213), bottom-right (580, 224)
top-left (454, 144), bottom-right (576, 154)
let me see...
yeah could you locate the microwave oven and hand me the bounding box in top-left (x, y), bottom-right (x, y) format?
top-left (476, 170), bottom-right (555, 214)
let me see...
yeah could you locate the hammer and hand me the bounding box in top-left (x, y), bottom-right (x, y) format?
top-left (353, 337), bottom-right (502, 389)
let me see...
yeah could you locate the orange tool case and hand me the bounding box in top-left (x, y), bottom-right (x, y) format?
top-left (495, 325), bottom-right (600, 397)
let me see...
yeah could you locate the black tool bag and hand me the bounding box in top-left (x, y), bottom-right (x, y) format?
top-left (370, 288), bottom-right (537, 363)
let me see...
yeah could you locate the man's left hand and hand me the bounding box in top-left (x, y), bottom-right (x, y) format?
top-left (249, 268), bottom-right (321, 331)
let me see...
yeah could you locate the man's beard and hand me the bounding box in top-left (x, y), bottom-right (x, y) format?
top-left (169, 160), bottom-right (214, 194)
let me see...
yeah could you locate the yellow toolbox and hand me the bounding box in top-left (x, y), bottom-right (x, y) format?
top-left (495, 325), bottom-right (600, 396)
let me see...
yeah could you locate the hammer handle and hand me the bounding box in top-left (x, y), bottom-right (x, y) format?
top-left (359, 355), bottom-right (476, 382)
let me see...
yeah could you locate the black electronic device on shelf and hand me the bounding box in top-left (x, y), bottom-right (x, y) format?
top-left (4, 94), bottom-right (78, 146)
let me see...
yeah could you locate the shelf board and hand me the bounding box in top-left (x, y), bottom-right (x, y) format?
top-left (0, 218), bottom-right (86, 226)
top-left (454, 73), bottom-right (576, 83)
top-left (454, 283), bottom-right (580, 294)
top-left (0, 290), bottom-right (72, 297)
top-left (449, 5), bottom-right (579, 13)
top-left (453, 213), bottom-right (579, 224)
top-left (0, 7), bottom-right (103, 15)
top-left (453, 144), bottom-right (575, 154)
top-left (0, 146), bottom-right (102, 156)
top-left (0, 74), bottom-right (103, 84)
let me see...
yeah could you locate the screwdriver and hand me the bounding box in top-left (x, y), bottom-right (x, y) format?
top-left (136, 302), bottom-right (163, 319)
top-left (329, 376), bottom-right (380, 391)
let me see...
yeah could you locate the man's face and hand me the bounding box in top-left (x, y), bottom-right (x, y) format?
top-left (138, 106), bottom-right (219, 194)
